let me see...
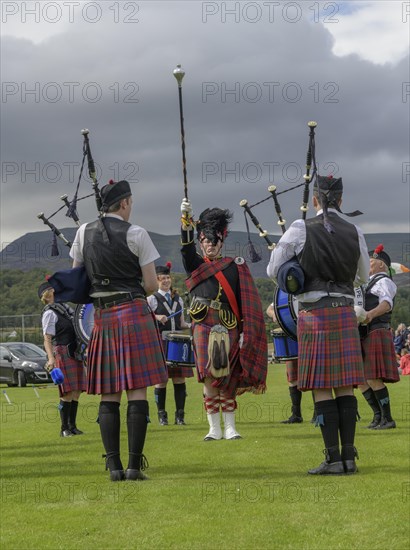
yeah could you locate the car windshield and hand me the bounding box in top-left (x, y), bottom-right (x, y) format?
top-left (7, 344), bottom-right (47, 358)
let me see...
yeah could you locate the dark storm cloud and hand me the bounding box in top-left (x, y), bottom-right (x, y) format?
top-left (1, 1), bottom-right (409, 249)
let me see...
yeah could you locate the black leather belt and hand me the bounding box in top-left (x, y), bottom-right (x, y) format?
top-left (192, 297), bottom-right (231, 312)
top-left (93, 292), bottom-right (145, 310)
top-left (300, 296), bottom-right (354, 312)
top-left (369, 323), bottom-right (391, 331)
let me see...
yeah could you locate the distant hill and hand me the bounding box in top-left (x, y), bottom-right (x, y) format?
top-left (1, 228), bottom-right (409, 286)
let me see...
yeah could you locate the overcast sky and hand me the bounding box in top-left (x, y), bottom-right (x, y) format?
top-left (1, 1), bottom-right (409, 252)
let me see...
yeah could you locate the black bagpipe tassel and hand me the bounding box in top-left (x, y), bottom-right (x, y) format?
top-left (51, 233), bottom-right (59, 256)
top-left (244, 212), bottom-right (262, 263)
top-left (66, 193), bottom-right (79, 224)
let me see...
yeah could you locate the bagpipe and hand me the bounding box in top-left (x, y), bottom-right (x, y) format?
top-left (36, 129), bottom-right (104, 305)
top-left (239, 120), bottom-right (318, 258)
top-left (37, 128), bottom-right (103, 256)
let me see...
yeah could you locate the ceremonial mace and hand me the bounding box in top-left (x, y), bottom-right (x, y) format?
top-left (173, 64), bottom-right (189, 215)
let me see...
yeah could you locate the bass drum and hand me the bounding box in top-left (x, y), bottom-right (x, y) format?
top-left (73, 303), bottom-right (95, 345)
top-left (273, 285), bottom-right (365, 343)
top-left (273, 287), bottom-right (298, 341)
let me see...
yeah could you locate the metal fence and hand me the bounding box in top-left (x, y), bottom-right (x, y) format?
top-left (0, 314), bottom-right (43, 345)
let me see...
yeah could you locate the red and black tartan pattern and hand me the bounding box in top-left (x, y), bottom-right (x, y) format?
top-left (187, 258), bottom-right (267, 397)
top-left (204, 395), bottom-right (220, 414)
top-left (220, 396), bottom-right (236, 412)
top-left (87, 299), bottom-right (168, 395)
top-left (361, 328), bottom-right (400, 383)
top-left (159, 338), bottom-right (194, 379)
top-left (54, 344), bottom-right (86, 397)
top-left (193, 309), bottom-right (240, 397)
top-left (286, 359), bottom-right (298, 383)
top-left (297, 307), bottom-right (365, 390)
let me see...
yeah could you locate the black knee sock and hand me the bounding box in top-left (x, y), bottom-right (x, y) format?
top-left (311, 392), bottom-right (317, 421)
top-left (362, 388), bottom-right (382, 422)
top-left (59, 400), bottom-right (71, 431)
top-left (154, 387), bottom-right (167, 411)
top-left (374, 386), bottom-right (394, 422)
top-left (315, 399), bottom-right (341, 463)
top-left (174, 383), bottom-right (187, 412)
top-left (99, 401), bottom-right (122, 471)
top-left (336, 395), bottom-right (358, 461)
top-left (289, 386), bottom-right (302, 417)
top-left (127, 400), bottom-right (149, 470)
top-left (68, 400), bottom-right (79, 430)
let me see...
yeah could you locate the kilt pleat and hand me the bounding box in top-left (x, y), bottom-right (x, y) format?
top-left (297, 306), bottom-right (365, 390)
top-left (361, 329), bottom-right (400, 383)
top-left (54, 344), bottom-right (86, 397)
top-left (87, 299), bottom-right (168, 395)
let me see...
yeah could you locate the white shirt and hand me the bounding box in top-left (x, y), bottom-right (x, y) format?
top-left (69, 214), bottom-right (160, 297)
top-left (266, 209), bottom-right (370, 302)
top-left (367, 273), bottom-right (397, 311)
top-left (42, 309), bottom-right (58, 336)
top-left (69, 214), bottom-right (159, 267)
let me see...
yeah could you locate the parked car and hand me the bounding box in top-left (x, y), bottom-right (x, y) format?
top-left (0, 342), bottom-right (52, 387)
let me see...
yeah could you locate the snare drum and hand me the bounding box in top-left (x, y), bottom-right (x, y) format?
top-left (273, 287), bottom-right (298, 341)
top-left (74, 303), bottom-right (95, 345)
top-left (164, 333), bottom-right (195, 367)
top-left (271, 329), bottom-right (298, 361)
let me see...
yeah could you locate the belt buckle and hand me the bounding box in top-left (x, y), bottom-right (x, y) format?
top-left (210, 300), bottom-right (221, 310)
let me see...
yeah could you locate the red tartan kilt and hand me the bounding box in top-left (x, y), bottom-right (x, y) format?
top-left (297, 306), bottom-right (365, 390)
top-left (54, 344), bottom-right (86, 397)
top-left (361, 329), bottom-right (400, 383)
top-left (166, 364), bottom-right (194, 378)
top-left (192, 309), bottom-right (240, 391)
top-left (87, 299), bottom-right (168, 395)
top-left (286, 359), bottom-right (298, 383)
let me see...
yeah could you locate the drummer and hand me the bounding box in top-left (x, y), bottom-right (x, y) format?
top-left (147, 263), bottom-right (193, 426)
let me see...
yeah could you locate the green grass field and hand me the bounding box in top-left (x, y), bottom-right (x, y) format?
top-left (1, 365), bottom-right (409, 550)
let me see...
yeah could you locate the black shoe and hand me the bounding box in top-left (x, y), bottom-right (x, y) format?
top-left (343, 460), bottom-right (358, 474)
top-left (366, 415), bottom-right (382, 429)
top-left (308, 461), bottom-right (345, 475)
top-left (125, 469), bottom-right (149, 481)
top-left (374, 418), bottom-right (396, 430)
top-left (158, 410), bottom-right (168, 426)
top-left (175, 410), bottom-right (186, 425)
top-left (60, 429), bottom-right (73, 437)
top-left (110, 470), bottom-right (125, 482)
top-left (281, 414), bottom-right (303, 424)
top-left (69, 427), bottom-right (84, 435)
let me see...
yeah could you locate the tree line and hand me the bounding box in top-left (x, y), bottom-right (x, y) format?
top-left (1, 268), bottom-right (409, 333)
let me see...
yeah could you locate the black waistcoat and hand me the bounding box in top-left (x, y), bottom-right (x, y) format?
top-left (43, 304), bottom-right (76, 345)
top-left (364, 274), bottom-right (393, 328)
top-left (154, 292), bottom-right (182, 333)
top-left (83, 217), bottom-right (144, 295)
top-left (297, 213), bottom-right (360, 295)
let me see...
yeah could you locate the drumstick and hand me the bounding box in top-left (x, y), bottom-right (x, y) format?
top-left (166, 308), bottom-right (187, 320)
